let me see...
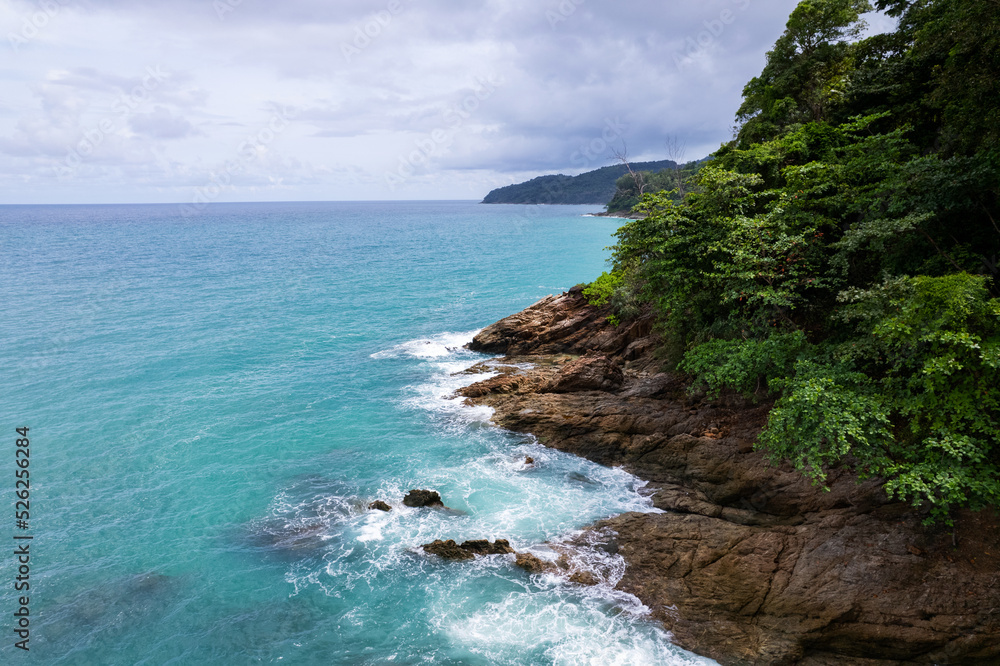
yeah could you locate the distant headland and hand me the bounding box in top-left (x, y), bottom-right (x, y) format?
top-left (480, 160), bottom-right (678, 205)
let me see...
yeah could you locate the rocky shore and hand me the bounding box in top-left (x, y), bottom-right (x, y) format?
top-left (459, 287), bottom-right (1000, 665)
top-left (593, 210), bottom-right (647, 219)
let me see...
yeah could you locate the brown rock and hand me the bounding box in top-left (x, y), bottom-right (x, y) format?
top-left (402, 489), bottom-right (444, 508)
top-left (368, 500), bottom-right (392, 512)
top-left (568, 570), bottom-right (599, 586)
top-left (422, 540), bottom-right (474, 561)
top-left (524, 456), bottom-right (535, 465)
top-left (453, 362), bottom-right (519, 377)
top-left (460, 288), bottom-right (1000, 665)
top-left (541, 354), bottom-right (624, 393)
top-left (514, 552), bottom-right (554, 574)
top-left (422, 538), bottom-right (515, 561)
top-left (466, 289), bottom-right (655, 366)
top-left (459, 539), bottom-right (515, 556)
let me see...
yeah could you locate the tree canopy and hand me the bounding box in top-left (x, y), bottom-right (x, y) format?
top-left (589, 0), bottom-right (1000, 523)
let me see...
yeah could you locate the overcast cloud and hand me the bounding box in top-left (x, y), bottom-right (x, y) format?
top-left (0, 0), bottom-right (864, 204)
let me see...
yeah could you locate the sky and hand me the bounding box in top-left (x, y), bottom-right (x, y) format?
top-left (0, 0), bottom-right (892, 204)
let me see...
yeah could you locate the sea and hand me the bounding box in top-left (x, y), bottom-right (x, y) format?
top-left (0, 201), bottom-right (716, 665)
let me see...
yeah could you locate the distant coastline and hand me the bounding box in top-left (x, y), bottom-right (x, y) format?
top-left (481, 160), bottom-right (677, 205)
top-left (587, 210), bottom-right (645, 220)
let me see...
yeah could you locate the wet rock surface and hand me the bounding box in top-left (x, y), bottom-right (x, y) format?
top-left (422, 539), bottom-right (606, 588)
top-left (458, 539), bottom-right (515, 556)
top-left (567, 570), bottom-right (599, 586)
top-left (368, 500), bottom-right (392, 512)
top-left (421, 539), bottom-right (514, 561)
top-left (461, 288), bottom-right (1000, 665)
top-left (402, 489), bottom-right (444, 508)
top-left (513, 552), bottom-right (553, 574)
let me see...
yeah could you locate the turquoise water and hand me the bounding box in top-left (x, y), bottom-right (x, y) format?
top-left (0, 202), bottom-right (715, 665)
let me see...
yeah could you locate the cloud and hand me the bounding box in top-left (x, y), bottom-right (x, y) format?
top-left (0, 0), bottom-right (803, 203)
top-left (128, 106), bottom-right (200, 139)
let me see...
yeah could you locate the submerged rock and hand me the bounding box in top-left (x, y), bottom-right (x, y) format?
top-left (40, 572), bottom-right (176, 643)
top-left (402, 489), bottom-right (444, 508)
top-left (368, 500), bottom-right (392, 512)
top-left (244, 520), bottom-right (329, 554)
top-left (566, 471), bottom-right (598, 486)
top-left (422, 539), bottom-right (514, 561)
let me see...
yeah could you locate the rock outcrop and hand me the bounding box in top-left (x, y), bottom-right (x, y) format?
top-left (403, 489), bottom-right (445, 508)
top-left (541, 353), bottom-right (625, 393)
top-left (467, 285), bottom-right (657, 365)
top-left (514, 552), bottom-right (553, 574)
top-left (459, 539), bottom-right (516, 556)
top-left (461, 288), bottom-right (1000, 665)
top-left (422, 538), bottom-right (605, 588)
top-left (422, 539), bottom-right (515, 561)
top-left (423, 540), bottom-right (477, 561)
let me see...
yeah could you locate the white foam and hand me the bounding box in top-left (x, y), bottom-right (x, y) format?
top-left (369, 329), bottom-right (505, 429)
top-left (357, 513), bottom-right (386, 543)
top-left (403, 367), bottom-right (496, 426)
top-left (278, 327), bottom-right (715, 663)
top-left (437, 583), bottom-right (715, 666)
top-left (370, 330), bottom-right (481, 359)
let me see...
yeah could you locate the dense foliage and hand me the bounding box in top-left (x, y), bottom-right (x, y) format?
top-left (605, 161), bottom-right (704, 212)
top-left (481, 160), bottom-right (678, 204)
top-left (596, 0), bottom-right (1000, 523)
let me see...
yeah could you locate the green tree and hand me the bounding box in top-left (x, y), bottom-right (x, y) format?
top-left (588, 0), bottom-right (1000, 522)
top-left (736, 0), bottom-right (872, 146)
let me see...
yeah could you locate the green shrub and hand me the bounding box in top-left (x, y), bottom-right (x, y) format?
top-left (678, 331), bottom-right (809, 397)
top-left (582, 271), bottom-right (621, 306)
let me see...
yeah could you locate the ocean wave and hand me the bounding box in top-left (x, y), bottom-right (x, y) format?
top-left (370, 330), bottom-right (482, 360)
top-left (276, 326), bottom-right (705, 663)
top-left (401, 359), bottom-right (496, 426)
top-left (432, 569), bottom-right (714, 666)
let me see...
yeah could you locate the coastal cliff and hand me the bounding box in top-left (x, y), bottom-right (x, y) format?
top-left (461, 288), bottom-right (1000, 665)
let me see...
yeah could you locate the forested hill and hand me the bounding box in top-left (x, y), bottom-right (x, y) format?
top-left (481, 160), bottom-right (677, 204)
top-left (587, 0), bottom-right (1000, 525)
